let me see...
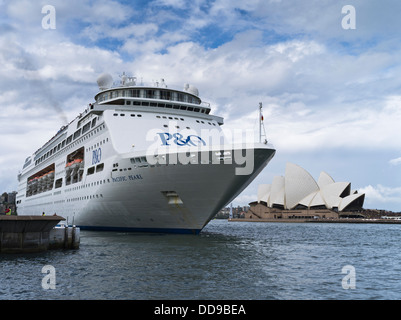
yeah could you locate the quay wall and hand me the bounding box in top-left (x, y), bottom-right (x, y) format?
top-left (0, 216), bottom-right (79, 253)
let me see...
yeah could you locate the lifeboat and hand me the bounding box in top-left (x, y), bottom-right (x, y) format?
top-left (65, 161), bottom-right (74, 175)
top-left (65, 161), bottom-right (74, 168)
top-left (66, 158), bottom-right (83, 171)
top-left (72, 158), bottom-right (83, 169)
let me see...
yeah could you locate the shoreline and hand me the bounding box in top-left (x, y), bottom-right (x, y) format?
top-left (228, 218), bottom-right (401, 224)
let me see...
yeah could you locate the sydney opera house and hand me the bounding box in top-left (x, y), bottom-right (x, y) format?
top-left (247, 163), bottom-right (365, 220)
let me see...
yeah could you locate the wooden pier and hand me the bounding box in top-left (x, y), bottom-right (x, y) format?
top-left (0, 215), bottom-right (80, 253)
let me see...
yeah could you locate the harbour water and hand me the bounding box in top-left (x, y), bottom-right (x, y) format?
top-left (1, 219), bottom-right (401, 300)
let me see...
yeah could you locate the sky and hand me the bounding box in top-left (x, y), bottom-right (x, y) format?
top-left (0, 0), bottom-right (400, 212)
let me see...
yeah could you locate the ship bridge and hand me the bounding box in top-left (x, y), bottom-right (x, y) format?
top-left (94, 73), bottom-right (211, 116)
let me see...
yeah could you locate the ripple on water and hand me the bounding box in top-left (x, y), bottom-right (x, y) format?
top-left (1, 220), bottom-right (401, 299)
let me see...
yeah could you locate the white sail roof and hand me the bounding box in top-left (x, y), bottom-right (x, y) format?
top-left (257, 163), bottom-right (365, 212)
top-left (299, 191), bottom-right (319, 208)
top-left (320, 182), bottom-right (350, 208)
top-left (257, 184), bottom-right (271, 203)
top-left (284, 163), bottom-right (319, 209)
top-left (339, 193), bottom-right (365, 211)
top-left (268, 176), bottom-right (285, 207)
top-left (309, 191), bottom-right (326, 208)
top-left (318, 171), bottom-right (335, 188)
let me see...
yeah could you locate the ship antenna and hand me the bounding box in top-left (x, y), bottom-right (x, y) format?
top-left (259, 102), bottom-right (268, 144)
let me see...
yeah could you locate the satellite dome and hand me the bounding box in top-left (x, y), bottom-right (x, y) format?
top-left (97, 73), bottom-right (113, 90)
top-left (187, 85), bottom-right (199, 96)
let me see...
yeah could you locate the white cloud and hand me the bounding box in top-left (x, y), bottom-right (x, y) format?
top-left (390, 157), bottom-right (401, 166)
top-left (359, 185), bottom-right (401, 206)
top-left (1, 0), bottom-right (401, 213)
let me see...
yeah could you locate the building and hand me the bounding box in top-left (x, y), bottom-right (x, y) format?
top-left (216, 205), bottom-right (250, 219)
top-left (0, 191), bottom-right (17, 215)
top-left (246, 163), bottom-right (365, 220)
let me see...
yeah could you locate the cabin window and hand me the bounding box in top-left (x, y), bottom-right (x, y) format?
top-left (96, 163), bottom-right (104, 172)
top-left (73, 129), bottom-right (81, 140)
top-left (55, 178), bottom-right (63, 189)
top-left (66, 135), bottom-right (72, 145)
top-left (82, 122), bottom-right (91, 134)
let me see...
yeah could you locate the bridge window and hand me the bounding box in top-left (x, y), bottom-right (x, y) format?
top-left (146, 90), bottom-right (154, 98)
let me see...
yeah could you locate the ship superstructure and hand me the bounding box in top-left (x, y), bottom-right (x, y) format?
top-left (16, 73), bottom-right (275, 234)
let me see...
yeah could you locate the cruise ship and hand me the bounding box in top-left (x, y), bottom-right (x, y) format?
top-left (16, 73), bottom-right (275, 234)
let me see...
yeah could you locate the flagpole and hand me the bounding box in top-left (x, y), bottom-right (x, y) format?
top-left (259, 102), bottom-right (262, 143)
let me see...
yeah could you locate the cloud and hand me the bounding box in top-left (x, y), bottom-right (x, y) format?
top-left (389, 157), bottom-right (401, 166)
top-left (359, 185), bottom-right (401, 207)
top-left (0, 0), bottom-right (401, 213)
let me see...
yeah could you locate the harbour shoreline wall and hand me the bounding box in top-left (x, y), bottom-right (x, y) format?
top-left (0, 216), bottom-right (79, 253)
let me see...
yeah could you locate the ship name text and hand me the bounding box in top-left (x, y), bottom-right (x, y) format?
top-left (157, 132), bottom-right (206, 146)
top-left (112, 174), bottom-right (143, 183)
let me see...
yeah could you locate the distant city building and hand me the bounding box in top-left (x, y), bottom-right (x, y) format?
top-left (0, 191), bottom-right (17, 215)
top-left (216, 205), bottom-right (249, 219)
top-left (7, 191), bottom-right (17, 205)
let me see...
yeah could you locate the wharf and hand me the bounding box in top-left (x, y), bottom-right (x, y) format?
top-left (229, 218), bottom-right (401, 224)
top-left (0, 215), bottom-right (80, 253)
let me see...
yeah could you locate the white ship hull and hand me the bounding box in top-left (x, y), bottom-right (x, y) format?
top-left (18, 147), bottom-right (274, 234)
top-left (16, 75), bottom-right (275, 234)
